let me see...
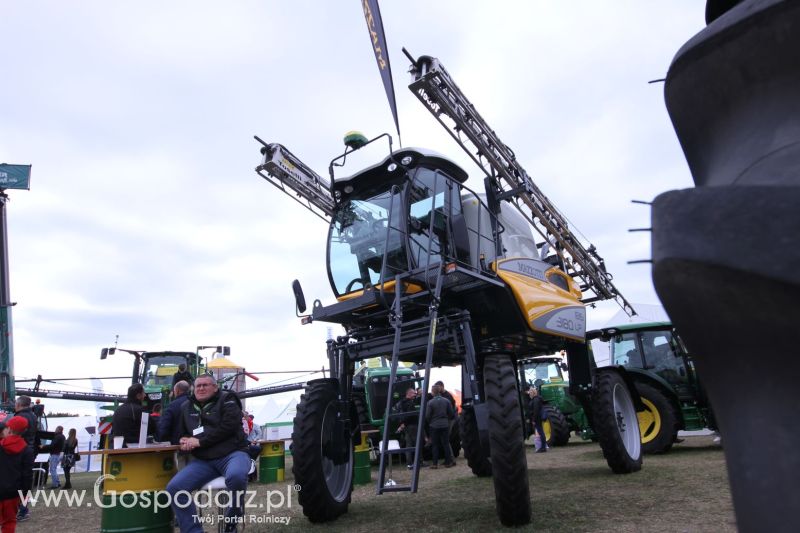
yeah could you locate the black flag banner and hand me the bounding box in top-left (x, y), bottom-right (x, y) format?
top-left (360, 0), bottom-right (400, 140)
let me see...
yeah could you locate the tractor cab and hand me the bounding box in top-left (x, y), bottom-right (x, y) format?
top-left (326, 146), bottom-right (475, 299)
top-left (140, 352), bottom-right (198, 392)
top-left (600, 323), bottom-right (693, 395)
top-left (521, 354), bottom-right (568, 390)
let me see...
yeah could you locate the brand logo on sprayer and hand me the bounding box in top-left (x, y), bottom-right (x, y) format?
top-left (417, 88), bottom-right (441, 114)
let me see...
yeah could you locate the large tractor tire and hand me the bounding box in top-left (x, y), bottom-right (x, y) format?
top-left (459, 407), bottom-right (492, 477)
top-left (592, 369), bottom-right (643, 474)
top-left (542, 405), bottom-right (571, 446)
top-left (635, 382), bottom-right (680, 454)
top-left (291, 381), bottom-right (354, 523)
top-left (449, 417), bottom-right (461, 458)
top-left (484, 354), bottom-right (532, 527)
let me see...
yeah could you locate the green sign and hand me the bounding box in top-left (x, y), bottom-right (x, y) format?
top-left (0, 164), bottom-right (32, 190)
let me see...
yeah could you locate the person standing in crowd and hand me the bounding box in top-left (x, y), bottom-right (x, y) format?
top-left (433, 381), bottom-right (457, 411)
top-left (60, 429), bottom-right (79, 490)
top-left (157, 381), bottom-right (191, 445)
top-left (245, 415), bottom-right (263, 481)
top-left (527, 386), bottom-right (547, 453)
top-left (425, 384), bottom-right (455, 468)
top-left (172, 363), bottom-right (194, 387)
top-left (13, 397), bottom-right (37, 449)
top-left (395, 387), bottom-right (423, 469)
top-left (246, 415), bottom-right (262, 444)
top-left (40, 426), bottom-right (65, 489)
top-left (112, 384), bottom-right (149, 446)
top-left (13, 397), bottom-right (36, 522)
top-left (166, 374), bottom-right (250, 533)
top-left (241, 411), bottom-right (252, 438)
top-left (1, 417), bottom-right (34, 533)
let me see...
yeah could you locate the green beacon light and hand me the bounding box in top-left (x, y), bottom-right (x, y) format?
top-left (343, 131), bottom-right (368, 150)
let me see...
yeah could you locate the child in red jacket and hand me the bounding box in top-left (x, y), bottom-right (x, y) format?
top-left (0, 416), bottom-right (34, 533)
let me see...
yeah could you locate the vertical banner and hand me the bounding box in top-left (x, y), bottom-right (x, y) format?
top-left (360, 0), bottom-right (400, 141)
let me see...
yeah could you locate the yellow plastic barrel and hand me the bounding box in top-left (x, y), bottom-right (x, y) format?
top-left (259, 441), bottom-right (285, 483)
top-left (100, 450), bottom-right (176, 533)
top-left (353, 433), bottom-right (371, 485)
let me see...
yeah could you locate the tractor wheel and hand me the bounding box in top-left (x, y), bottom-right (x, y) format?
top-left (484, 354), bottom-right (532, 527)
top-left (291, 382), bottom-right (353, 523)
top-left (450, 417), bottom-right (461, 458)
top-left (542, 405), bottom-right (571, 446)
top-left (351, 391), bottom-right (370, 428)
top-left (591, 369), bottom-right (643, 474)
top-left (459, 407), bottom-right (492, 477)
top-left (635, 382), bottom-right (679, 454)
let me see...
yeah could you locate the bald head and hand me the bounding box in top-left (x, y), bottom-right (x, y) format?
top-left (173, 380), bottom-right (190, 397)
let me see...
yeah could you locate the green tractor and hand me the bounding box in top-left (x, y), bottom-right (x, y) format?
top-left (519, 355), bottom-right (593, 446)
top-left (100, 346), bottom-right (220, 410)
top-left (588, 322), bottom-right (717, 454)
top-left (352, 359), bottom-right (461, 457)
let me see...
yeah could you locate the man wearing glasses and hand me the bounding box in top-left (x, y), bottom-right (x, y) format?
top-left (166, 374), bottom-right (250, 532)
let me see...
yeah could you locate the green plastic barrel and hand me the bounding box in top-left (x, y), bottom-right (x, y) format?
top-left (100, 491), bottom-right (172, 533)
top-left (259, 441), bottom-right (285, 483)
top-left (353, 433), bottom-right (372, 485)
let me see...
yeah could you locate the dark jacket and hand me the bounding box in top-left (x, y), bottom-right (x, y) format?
top-left (179, 390), bottom-right (248, 461)
top-left (157, 393), bottom-right (190, 444)
top-left (394, 396), bottom-right (419, 426)
top-left (426, 395), bottom-right (454, 430)
top-left (112, 400), bottom-right (151, 444)
top-left (15, 408), bottom-right (38, 448)
top-left (63, 438), bottom-right (78, 457)
top-left (528, 396), bottom-right (544, 424)
top-left (0, 434), bottom-right (34, 499)
top-left (172, 370), bottom-right (194, 386)
top-left (43, 433), bottom-right (65, 455)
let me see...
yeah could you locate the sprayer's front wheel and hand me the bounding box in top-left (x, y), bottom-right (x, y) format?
top-left (484, 354), bottom-right (532, 527)
top-left (291, 380), bottom-right (353, 523)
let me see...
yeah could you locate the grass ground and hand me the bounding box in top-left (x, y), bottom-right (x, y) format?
top-left (17, 435), bottom-right (735, 532)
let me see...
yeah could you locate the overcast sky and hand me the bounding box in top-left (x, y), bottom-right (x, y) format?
top-left (1, 1), bottom-right (704, 417)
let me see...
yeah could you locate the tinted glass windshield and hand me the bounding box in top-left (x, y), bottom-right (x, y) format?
top-left (523, 360), bottom-right (563, 387)
top-left (143, 355), bottom-right (186, 388)
top-left (328, 188), bottom-right (406, 295)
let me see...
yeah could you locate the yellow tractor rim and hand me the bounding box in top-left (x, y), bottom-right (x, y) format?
top-left (542, 419), bottom-right (552, 442)
top-left (637, 397), bottom-right (662, 444)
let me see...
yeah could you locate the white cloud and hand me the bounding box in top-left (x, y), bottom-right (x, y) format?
top-left (2, 1), bottom-right (703, 409)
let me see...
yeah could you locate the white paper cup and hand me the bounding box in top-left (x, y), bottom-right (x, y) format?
top-left (113, 436), bottom-right (124, 449)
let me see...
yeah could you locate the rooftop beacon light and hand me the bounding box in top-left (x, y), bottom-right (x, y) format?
top-left (343, 131), bottom-right (368, 150)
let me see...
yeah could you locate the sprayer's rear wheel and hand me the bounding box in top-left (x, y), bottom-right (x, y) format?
top-left (292, 381), bottom-right (353, 523)
top-left (592, 369), bottom-right (643, 474)
top-left (484, 354), bottom-right (532, 527)
top-left (459, 406), bottom-right (492, 477)
top-left (449, 417), bottom-right (461, 458)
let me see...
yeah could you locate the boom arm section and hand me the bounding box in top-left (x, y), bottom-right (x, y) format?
top-left (254, 138), bottom-right (334, 222)
top-left (407, 54), bottom-right (635, 316)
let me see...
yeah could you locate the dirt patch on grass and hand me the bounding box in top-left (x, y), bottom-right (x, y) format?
top-left (16, 436), bottom-right (735, 532)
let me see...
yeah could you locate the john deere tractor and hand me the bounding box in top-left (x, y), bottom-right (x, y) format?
top-left (588, 322), bottom-right (717, 454)
top-left (256, 54), bottom-right (643, 527)
top-left (352, 359), bottom-right (461, 457)
top-left (519, 354), bottom-right (594, 445)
